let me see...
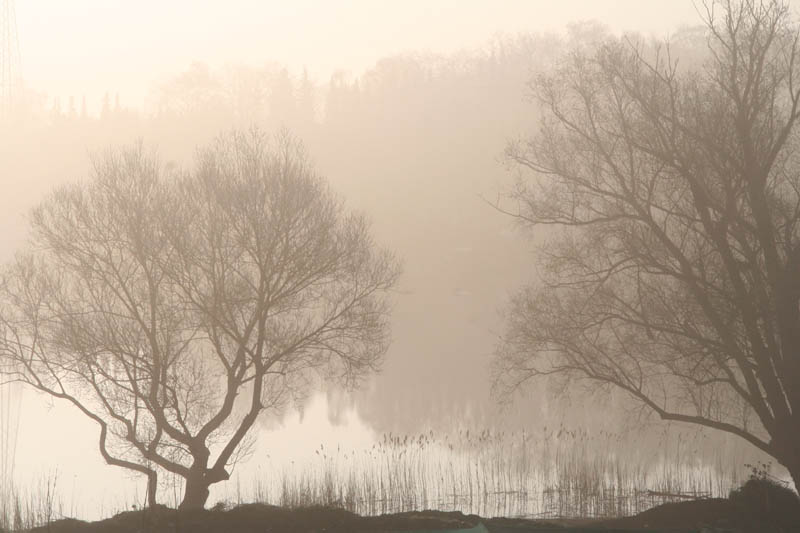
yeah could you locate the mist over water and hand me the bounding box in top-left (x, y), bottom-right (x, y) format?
top-left (11, 391), bottom-right (378, 520)
top-left (11, 387), bottom-right (773, 521)
top-left (0, 0), bottom-right (792, 526)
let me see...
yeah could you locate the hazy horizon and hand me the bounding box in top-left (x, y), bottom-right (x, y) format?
top-left (18, 1), bottom-right (702, 113)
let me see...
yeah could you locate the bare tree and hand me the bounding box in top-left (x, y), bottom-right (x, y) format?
top-left (0, 129), bottom-right (400, 509)
top-left (494, 0), bottom-right (800, 486)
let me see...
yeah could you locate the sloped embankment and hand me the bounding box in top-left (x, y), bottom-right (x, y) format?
top-left (22, 495), bottom-right (800, 533)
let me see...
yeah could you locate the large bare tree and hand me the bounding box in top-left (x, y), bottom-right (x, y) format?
top-left (494, 0), bottom-right (800, 486)
top-left (0, 130), bottom-right (400, 509)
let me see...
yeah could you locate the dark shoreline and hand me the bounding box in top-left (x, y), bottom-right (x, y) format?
top-left (20, 497), bottom-right (796, 533)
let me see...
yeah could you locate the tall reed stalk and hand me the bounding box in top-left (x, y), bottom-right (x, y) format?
top-left (221, 425), bottom-right (771, 519)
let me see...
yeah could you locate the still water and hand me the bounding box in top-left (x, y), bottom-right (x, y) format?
top-left (3, 387), bottom-right (777, 522)
top-left (8, 390), bottom-right (376, 520)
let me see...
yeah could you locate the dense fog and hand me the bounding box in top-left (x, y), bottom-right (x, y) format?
top-left (0, 0), bottom-right (790, 523)
top-left (2, 22), bottom-right (686, 434)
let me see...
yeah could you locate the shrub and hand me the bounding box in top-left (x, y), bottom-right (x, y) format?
top-left (729, 463), bottom-right (800, 531)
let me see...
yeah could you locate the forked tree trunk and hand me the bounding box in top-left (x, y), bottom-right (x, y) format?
top-left (179, 471), bottom-right (211, 510)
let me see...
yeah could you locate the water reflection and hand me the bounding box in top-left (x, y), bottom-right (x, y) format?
top-left (216, 395), bottom-right (767, 520)
top-left (5, 391), bottom-right (778, 522)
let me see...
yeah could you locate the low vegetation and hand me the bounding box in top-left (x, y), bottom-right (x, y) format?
top-left (0, 427), bottom-right (793, 531)
top-left (728, 462), bottom-right (800, 531)
top-left (226, 426), bottom-right (770, 519)
top-left (0, 471), bottom-right (63, 532)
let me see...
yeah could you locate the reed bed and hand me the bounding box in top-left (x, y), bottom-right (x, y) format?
top-left (230, 425), bottom-right (766, 519)
top-left (0, 425), bottom-right (774, 530)
top-left (0, 471), bottom-right (66, 532)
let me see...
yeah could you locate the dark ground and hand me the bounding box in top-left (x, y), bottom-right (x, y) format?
top-left (21, 495), bottom-right (800, 533)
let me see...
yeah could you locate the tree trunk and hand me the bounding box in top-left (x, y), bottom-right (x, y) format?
top-left (772, 426), bottom-right (800, 493)
top-left (783, 455), bottom-right (800, 494)
top-left (146, 471), bottom-right (158, 508)
top-left (180, 472), bottom-right (211, 510)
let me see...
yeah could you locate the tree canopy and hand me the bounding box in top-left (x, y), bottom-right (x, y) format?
top-left (494, 0), bottom-right (800, 485)
top-left (0, 129), bottom-right (400, 509)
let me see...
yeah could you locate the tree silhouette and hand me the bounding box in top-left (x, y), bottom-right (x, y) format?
top-left (494, 0), bottom-right (800, 486)
top-left (0, 129), bottom-right (400, 509)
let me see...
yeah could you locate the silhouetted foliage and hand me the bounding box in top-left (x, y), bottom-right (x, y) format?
top-left (729, 462), bottom-right (800, 531)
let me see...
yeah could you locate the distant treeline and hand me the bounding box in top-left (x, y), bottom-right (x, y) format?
top-left (0, 23), bottom-right (710, 437)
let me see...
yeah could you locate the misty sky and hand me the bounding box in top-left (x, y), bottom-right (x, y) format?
top-left (19, 0), bottom-right (701, 111)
